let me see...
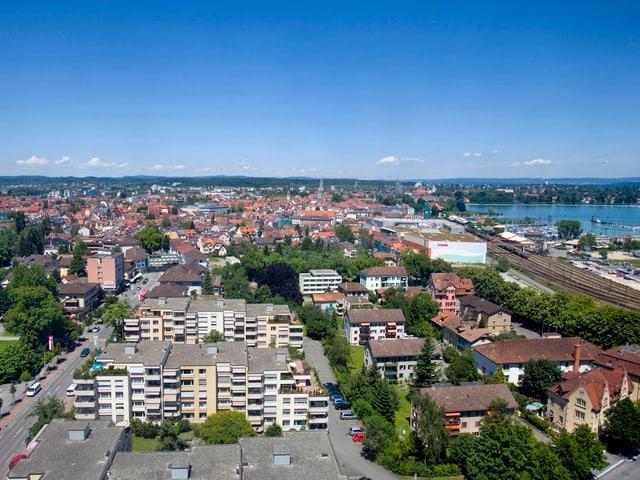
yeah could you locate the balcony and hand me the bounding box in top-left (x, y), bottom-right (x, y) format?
top-left (75, 410), bottom-right (97, 420)
top-left (74, 398), bottom-right (96, 409)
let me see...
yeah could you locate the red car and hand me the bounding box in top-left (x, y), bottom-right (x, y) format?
top-left (9, 453), bottom-right (27, 470)
top-left (351, 432), bottom-right (365, 442)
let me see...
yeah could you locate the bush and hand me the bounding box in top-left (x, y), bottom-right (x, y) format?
top-left (521, 410), bottom-right (550, 434)
top-left (130, 419), bottom-right (161, 439)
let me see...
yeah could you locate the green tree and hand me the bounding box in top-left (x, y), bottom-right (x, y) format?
top-left (603, 397), bottom-right (640, 454)
top-left (201, 270), bottom-right (214, 295)
top-left (446, 350), bottom-right (479, 385)
top-left (157, 418), bottom-right (188, 451)
top-left (334, 223), bottom-right (356, 243)
top-left (68, 245), bottom-right (87, 276)
top-left (199, 410), bottom-right (255, 444)
top-left (28, 396), bottom-right (72, 441)
top-left (413, 338), bottom-right (440, 388)
top-left (554, 424), bottom-right (607, 480)
top-left (557, 220), bottom-right (582, 240)
top-left (264, 423), bottom-right (283, 437)
top-left (361, 414), bottom-right (395, 460)
top-left (135, 225), bottom-right (164, 253)
top-left (411, 391), bottom-right (449, 464)
top-left (202, 330), bottom-right (224, 343)
top-left (520, 359), bottom-right (561, 401)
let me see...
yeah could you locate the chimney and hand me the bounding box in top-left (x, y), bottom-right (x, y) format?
top-left (573, 344), bottom-right (582, 373)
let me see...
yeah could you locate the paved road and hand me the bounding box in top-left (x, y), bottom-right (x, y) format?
top-left (304, 338), bottom-right (398, 480)
top-left (0, 325), bottom-right (112, 477)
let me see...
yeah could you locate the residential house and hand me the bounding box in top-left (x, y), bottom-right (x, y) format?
top-left (337, 282), bottom-right (369, 297)
top-left (441, 316), bottom-right (494, 353)
top-left (312, 292), bottom-right (344, 314)
top-left (343, 309), bottom-right (405, 345)
top-left (158, 263), bottom-right (205, 295)
top-left (428, 272), bottom-right (475, 315)
top-left (365, 338), bottom-right (439, 384)
top-left (594, 345), bottom-right (640, 401)
top-left (459, 295), bottom-right (511, 334)
top-left (473, 337), bottom-right (603, 385)
top-left (411, 383), bottom-right (518, 436)
top-left (360, 266), bottom-right (408, 292)
top-left (547, 365), bottom-right (632, 434)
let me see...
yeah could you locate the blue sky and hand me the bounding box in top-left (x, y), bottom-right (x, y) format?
top-left (2, 1), bottom-right (639, 180)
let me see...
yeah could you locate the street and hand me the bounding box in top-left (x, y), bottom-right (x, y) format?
top-left (304, 338), bottom-right (398, 480)
top-left (0, 325), bottom-right (112, 478)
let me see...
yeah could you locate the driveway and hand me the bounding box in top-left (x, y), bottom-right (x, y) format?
top-left (304, 338), bottom-right (398, 480)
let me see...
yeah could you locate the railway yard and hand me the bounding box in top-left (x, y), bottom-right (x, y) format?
top-left (488, 243), bottom-right (640, 311)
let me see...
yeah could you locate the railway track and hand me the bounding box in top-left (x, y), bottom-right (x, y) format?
top-left (488, 243), bottom-right (640, 311)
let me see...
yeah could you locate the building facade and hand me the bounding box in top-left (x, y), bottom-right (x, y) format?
top-left (299, 269), bottom-right (342, 295)
top-left (359, 266), bottom-right (408, 291)
top-left (86, 250), bottom-right (125, 294)
top-left (343, 309), bottom-right (405, 345)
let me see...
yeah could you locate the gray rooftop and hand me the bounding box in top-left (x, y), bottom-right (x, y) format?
top-left (8, 420), bottom-right (127, 480)
top-left (247, 348), bottom-right (290, 374)
top-left (166, 342), bottom-right (248, 368)
top-left (245, 303), bottom-right (292, 317)
top-left (140, 296), bottom-right (190, 311)
top-left (239, 431), bottom-right (347, 480)
top-left (186, 297), bottom-right (246, 314)
top-left (107, 445), bottom-right (240, 480)
top-left (101, 341), bottom-right (172, 366)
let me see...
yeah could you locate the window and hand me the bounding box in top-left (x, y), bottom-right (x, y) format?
top-left (576, 398), bottom-right (586, 408)
top-left (283, 398), bottom-right (291, 405)
top-left (575, 411), bottom-right (585, 420)
top-left (199, 369), bottom-right (207, 375)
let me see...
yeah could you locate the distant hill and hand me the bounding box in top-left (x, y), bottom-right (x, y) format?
top-left (0, 175), bottom-right (639, 188)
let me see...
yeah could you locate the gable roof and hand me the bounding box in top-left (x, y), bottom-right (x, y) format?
top-left (368, 338), bottom-right (425, 359)
top-left (429, 272), bottom-right (475, 294)
top-left (361, 266), bottom-right (408, 277)
top-left (459, 295), bottom-right (507, 316)
top-left (549, 366), bottom-right (631, 411)
top-left (473, 337), bottom-right (603, 365)
top-left (595, 346), bottom-right (640, 378)
top-left (419, 383), bottom-right (518, 413)
top-left (346, 309), bottom-right (405, 325)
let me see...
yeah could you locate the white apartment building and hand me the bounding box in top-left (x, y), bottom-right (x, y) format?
top-left (359, 266), bottom-right (408, 291)
top-left (343, 308), bottom-right (406, 345)
top-left (129, 297), bottom-right (303, 348)
top-left (74, 342), bottom-right (328, 432)
top-left (299, 269), bottom-right (342, 295)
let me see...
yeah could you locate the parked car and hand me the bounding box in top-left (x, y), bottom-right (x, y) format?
top-left (352, 432), bottom-right (365, 442)
top-left (340, 411), bottom-right (357, 420)
top-left (9, 453), bottom-right (27, 470)
top-left (80, 347), bottom-right (91, 358)
top-left (349, 426), bottom-right (365, 436)
top-left (334, 400), bottom-right (350, 410)
top-left (142, 278), bottom-right (148, 285)
top-left (89, 326), bottom-right (100, 333)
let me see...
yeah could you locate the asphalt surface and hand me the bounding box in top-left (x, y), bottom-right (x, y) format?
top-left (0, 325), bottom-right (113, 477)
top-left (304, 338), bottom-right (398, 480)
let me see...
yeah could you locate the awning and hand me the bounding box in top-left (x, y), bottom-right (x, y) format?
top-left (445, 412), bottom-right (461, 417)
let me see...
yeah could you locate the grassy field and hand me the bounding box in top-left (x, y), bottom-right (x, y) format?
top-left (132, 435), bottom-right (159, 451)
top-left (0, 339), bottom-right (19, 352)
top-left (394, 384), bottom-right (413, 437)
top-left (348, 344), bottom-right (364, 373)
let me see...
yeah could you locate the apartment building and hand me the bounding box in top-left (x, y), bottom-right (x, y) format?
top-left (359, 266), bottom-right (408, 292)
top-left (299, 269), bottom-right (342, 295)
top-left (74, 342), bottom-right (172, 423)
top-left (412, 383), bottom-right (518, 437)
top-left (130, 297), bottom-right (302, 348)
top-left (75, 342), bottom-right (328, 432)
top-left (86, 250), bottom-right (125, 295)
top-left (364, 338), bottom-right (427, 384)
top-left (343, 308), bottom-right (406, 345)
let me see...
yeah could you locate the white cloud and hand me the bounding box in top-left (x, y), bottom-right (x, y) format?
top-left (173, 164), bottom-right (185, 170)
top-left (54, 155), bottom-right (72, 165)
top-left (17, 155), bottom-right (48, 166)
top-left (491, 149), bottom-right (499, 155)
top-left (82, 156), bottom-right (128, 169)
top-left (239, 159), bottom-right (253, 171)
top-left (377, 156), bottom-right (400, 165)
top-left (523, 158), bottom-right (552, 166)
top-left (463, 152), bottom-right (483, 157)
top-left (376, 156), bottom-right (424, 166)
top-left (150, 164), bottom-right (163, 171)
top-left (150, 164), bottom-right (185, 171)
top-left (289, 167), bottom-right (318, 176)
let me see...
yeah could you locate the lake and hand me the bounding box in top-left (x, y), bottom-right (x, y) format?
top-left (467, 204), bottom-right (640, 237)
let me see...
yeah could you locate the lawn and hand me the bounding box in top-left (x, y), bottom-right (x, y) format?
top-left (348, 344), bottom-right (364, 373)
top-left (0, 339), bottom-right (19, 352)
top-left (394, 384), bottom-right (413, 437)
top-left (132, 435), bottom-right (159, 451)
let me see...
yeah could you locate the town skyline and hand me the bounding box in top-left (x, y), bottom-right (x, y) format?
top-left (2, 2), bottom-right (639, 180)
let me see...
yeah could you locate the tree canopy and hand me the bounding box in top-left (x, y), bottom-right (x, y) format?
top-left (199, 410), bottom-right (256, 444)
